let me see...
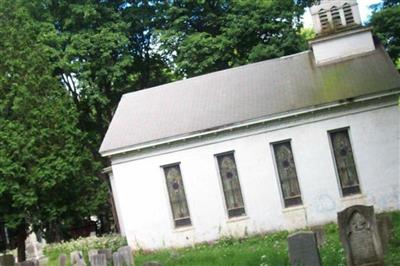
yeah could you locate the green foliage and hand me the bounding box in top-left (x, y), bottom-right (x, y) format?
top-left (370, 0), bottom-right (400, 68)
top-left (44, 234), bottom-right (127, 265)
top-left (0, 0), bottom-right (108, 250)
top-left (157, 0), bottom-right (310, 77)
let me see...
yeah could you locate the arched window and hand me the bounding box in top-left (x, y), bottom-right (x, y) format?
top-left (331, 6), bottom-right (342, 28)
top-left (343, 3), bottom-right (354, 25)
top-left (319, 9), bottom-right (329, 31)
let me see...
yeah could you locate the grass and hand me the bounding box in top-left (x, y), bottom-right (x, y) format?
top-left (44, 211), bottom-right (400, 266)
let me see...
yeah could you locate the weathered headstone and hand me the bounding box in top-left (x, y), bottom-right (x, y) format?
top-left (376, 213), bottom-right (393, 253)
top-left (90, 254), bottom-right (106, 266)
top-left (311, 226), bottom-right (326, 247)
top-left (288, 231), bottom-right (321, 266)
top-left (58, 254), bottom-right (67, 266)
top-left (97, 249), bottom-right (112, 262)
top-left (87, 250), bottom-right (98, 265)
top-left (70, 251), bottom-right (86, 266)
top-left (25, 232), bottom-right (47, 266)
top-left (0, 254), bottom-right (15, 266)
top-left (118, 246), bottom-right (134, 266)
top-left (337, 205), bottom-right (384, 266)
top-left (112, 252), bottom-right (122, 266)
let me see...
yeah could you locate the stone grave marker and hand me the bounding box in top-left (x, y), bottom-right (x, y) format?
top-left (90, 254), bottom-right (106, 266)
top-left (58, 254), bottom-right (67, 266)
top-left (0, 254), bottom-right (15, 266)
top-left (376, 213), bottom-right (393, 253)
top-left (16, 261), bottom-right (34, 266)
top-left (288, 231), bottom-right (321, 266)
top-left (337, 205), bottom-right (384, 266)
top-left (118, 246), bottom-right (134, 266)
top-left (97, 249), bottom-right (112, 262)
top-left (112, 252), bottom-right (122, 266)
top-left (70, 251), bottom-right (86, 266)
top-left (87, 250), bottom-right (98, 265)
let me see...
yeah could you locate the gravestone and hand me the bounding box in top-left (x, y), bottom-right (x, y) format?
top-left (97, 249), bottom-right (112, 262)
top-left (87, 250), bottom-right (98, 265)
top-left (90, 254), bottom-right (106, 266)
top-left (70, 251), bottom-right (86, 266)
top-left (0, 254), bottom-right (15, 266)
top-left (25, 233), bottom-right (47, 266)
top-left (112, 252), bottom-right (121, 266)
top-left (288, 231), bottom-right (321, 266)
top-left (337, 205), bottom-right (384, 266)
top-left (118, 246), bottom-right (134, 266)
top-left (311, 226), bottom-right (326, 247)
top-left (376, 213), bottom-right (393, 253)
top-left (58, 254), bottom-right (67, 266)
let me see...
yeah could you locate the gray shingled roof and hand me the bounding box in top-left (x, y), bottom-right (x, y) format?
top-left (99, 45), bottom-right (400, 156)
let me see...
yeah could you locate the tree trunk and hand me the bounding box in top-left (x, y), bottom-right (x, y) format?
top-left (16, 222), bottom-right (27, 262)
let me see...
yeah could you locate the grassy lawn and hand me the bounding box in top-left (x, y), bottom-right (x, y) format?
top-left (44, 212), bottom-right (400, 266)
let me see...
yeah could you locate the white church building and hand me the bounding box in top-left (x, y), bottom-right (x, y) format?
top-left (100, 0), bottom-right (400, 250)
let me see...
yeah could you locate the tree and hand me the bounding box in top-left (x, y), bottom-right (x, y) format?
top-left (156, 0), bottom-right (313, 77)
top-left (370, 0), bottom-right (400, 68)
top-left (0, 1), bottom-right (108, 261)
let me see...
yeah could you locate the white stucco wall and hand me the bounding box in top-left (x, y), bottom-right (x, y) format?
top-left (311, 30), bottom-right (375, 64)
top-left (110, 101), bottom-right (399, 250)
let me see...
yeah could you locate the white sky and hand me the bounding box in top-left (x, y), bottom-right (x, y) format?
top-left (302, 0), bottom-right (383, 28)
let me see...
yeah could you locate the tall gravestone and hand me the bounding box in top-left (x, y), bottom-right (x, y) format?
top-left (70, 251), bottom-right (86, 266)
top-left (112, 252), bottom-right (122, 266)
top-left (288, 231), bottom-right (321, 266)
top-left (90, 254), bottom-right (106, 266)
top-left (0, 254), bottom-right (15, 266)
top-left (58, 254), bottom-right (67, 266)
top-left (97, 249), bottom-right (112, 263)
top-left (337, 205), bottom-right (384, 266)
top-left (118, 246), bottom-right (134, 266)
top-left (87, 250), bottom-right (98, 265)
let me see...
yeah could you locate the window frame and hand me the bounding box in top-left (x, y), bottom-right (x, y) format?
top-left (161, 162), bottom-right (193, 229)
top-left (214, 150), bottom-right (247, 220)
top-left (270, 139), bottom-right (304, 209)
top-left (327, 127), bottom-right (362, 197)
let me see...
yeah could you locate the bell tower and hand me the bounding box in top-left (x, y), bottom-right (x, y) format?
top-left (310, 0), bottom-right (362, 35)
top-left (308, 0), bottom-right (375, 65)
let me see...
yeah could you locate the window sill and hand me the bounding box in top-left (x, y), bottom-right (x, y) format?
top-left (226, 215), bottom-right (250, 224)
top-left (173, 226), bottom-right (195, 233)
top-left (341, 194), bottom-right (367, 204)
top-left (282, 204), bottom-right (306, 214)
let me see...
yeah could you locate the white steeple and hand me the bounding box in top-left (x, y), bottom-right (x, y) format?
top-left (310, 0), bottom-right (362, 35)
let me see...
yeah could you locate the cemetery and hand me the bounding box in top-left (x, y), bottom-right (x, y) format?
top-left (0, 207), bottom-right (398, 265)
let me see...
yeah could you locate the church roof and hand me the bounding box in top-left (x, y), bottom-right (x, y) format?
top-left (99, 45), bottom-right (400, 156)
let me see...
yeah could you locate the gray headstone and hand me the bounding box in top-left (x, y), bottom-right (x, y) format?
top-left (311, 226), bottom-right (326, 247)
top-left (337, 205), bottom-right (384, 266)
top-left (376, 213), bottom-right (393, 254)
top-left (0, 255), bottom-right (15, 266)
top-left (87, 250), bottom-right (98, 264)
top-left (97, 249), bottom-right (112, 261)
top-left (117, 246), bottom-right (134, 266)
top-left (70, 251), bottom-right (86, 266)
top-left (142, 262), bottom-right (162, 266)
top-left (90, 254), bottom-right (106, 266)
top-left (112, 252), bottom-right (121, 266)
top-left (288, 231), bottom-right (321, 266)
top-left (58, 254), bottom-right (67, 266)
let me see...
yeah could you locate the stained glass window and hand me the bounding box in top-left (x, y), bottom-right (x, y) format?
top-left (163, 164), bottom-right (191, 227)
top-left (273, 141), bottom-right (302, 207)
top-left (330, 129), bottom-right (361, 196)
top-left (216, 153), bottom-right (246, 218)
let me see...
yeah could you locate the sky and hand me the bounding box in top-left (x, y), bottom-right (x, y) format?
top-left (302, 0), bottom-right (383, 28)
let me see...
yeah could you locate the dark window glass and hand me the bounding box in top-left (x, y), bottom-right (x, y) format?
top-left (216, 153), bottom-right (246, 218)
top-left (273, 141), bottom-right (302, 207)
top-left (163, 164), bottom-right (191, 227)
top-left (330, 129), bottom-right (361, 196)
